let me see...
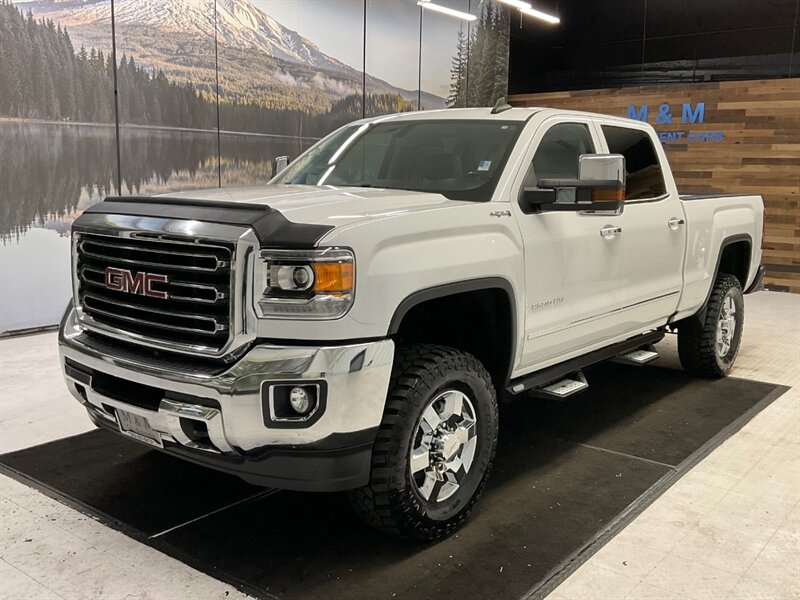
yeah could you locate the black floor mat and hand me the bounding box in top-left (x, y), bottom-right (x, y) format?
top-left (0, 430), bottom-right (265, 536)
top-left (0, 364), bottom-right (787, 600)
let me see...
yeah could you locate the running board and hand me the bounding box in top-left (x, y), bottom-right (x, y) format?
top-left (528, 371), bottom-right (588, 400)
top-left (506, 330), bottom-right (665, 396)
top-left (611, 347), bottom-right (659, 366)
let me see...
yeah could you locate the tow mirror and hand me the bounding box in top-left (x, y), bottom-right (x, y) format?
top-left (521, 188), bottom-right (557, 206)
top-left (521, 154), bottom-right (626, 213)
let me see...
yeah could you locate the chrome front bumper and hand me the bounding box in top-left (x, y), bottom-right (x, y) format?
top-left (59, 306), bottom-right (394, 490)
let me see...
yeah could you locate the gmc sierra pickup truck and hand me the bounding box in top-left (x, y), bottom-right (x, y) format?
top-left (59, 106), bottom-right (764, 541)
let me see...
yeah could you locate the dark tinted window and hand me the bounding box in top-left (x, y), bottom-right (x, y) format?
top-left (602, 125), bottom-right (667, 200)
top-left (532, 122), bottom-right (594, 203)
top-left (508, 0), bottom-right (796, 92)
top-left (274, 120), bottom-right (523, 202)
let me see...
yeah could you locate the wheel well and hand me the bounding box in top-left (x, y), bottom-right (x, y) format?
top-left (718, 240), bottom-right (751, 288)
top-left (392, 288), bottom-right (514, 390)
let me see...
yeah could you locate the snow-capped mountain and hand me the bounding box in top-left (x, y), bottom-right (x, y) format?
top-left (21, 0), bottom-right (355, 75)
top-left (15, 0), bottom-right (446, 108)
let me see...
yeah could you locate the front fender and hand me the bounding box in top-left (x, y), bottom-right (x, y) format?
top-left (322, 202), bottom-right (526, 345)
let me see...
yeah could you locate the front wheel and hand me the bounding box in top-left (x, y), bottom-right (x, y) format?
top-left (348, 344), bottom-right (498, 541)
top-left (678, 273), bottom-right (745, 377)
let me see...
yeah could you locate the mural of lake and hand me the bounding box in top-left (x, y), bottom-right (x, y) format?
top-left (1, 0), bottom-right (509, 333)
top-left (0, 121), bottom-right (313, 332)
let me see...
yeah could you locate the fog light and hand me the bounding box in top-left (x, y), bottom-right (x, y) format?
top-left (289, 386), bottom-right (313, 415)
top-left (263, 381), bottom-right (325, 425)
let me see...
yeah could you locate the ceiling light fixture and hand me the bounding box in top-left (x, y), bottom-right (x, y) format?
top-left (417, 0), bottom-right (477, 21)
top-left (495, 0), bottom-right (533, 9)
top-left (521, 5), bottom-right (560, 24)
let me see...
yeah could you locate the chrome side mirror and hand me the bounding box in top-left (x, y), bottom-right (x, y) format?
top-left (533, 154), bottom-right (626, 213)
top-left (274, 155), bottom-right (290, 174)
top-left (578, 154), bottom-right (625, 187)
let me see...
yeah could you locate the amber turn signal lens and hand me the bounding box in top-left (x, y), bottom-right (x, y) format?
top-left (311, 262), bottom-right (354, 293)
top-left (591, 187), bottom-right (625, 202)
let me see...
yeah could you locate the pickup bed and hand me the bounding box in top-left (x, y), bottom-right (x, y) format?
top-left (59, 106), bottom-right (764, 540)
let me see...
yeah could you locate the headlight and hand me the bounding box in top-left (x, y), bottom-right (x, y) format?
top-left (257, 248), bottom-right (355, 319)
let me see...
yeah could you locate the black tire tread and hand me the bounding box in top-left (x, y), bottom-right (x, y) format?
top-left (678, 273), bottom-right (743, 378)
top-left (348, 343), bottom-right (498, 541)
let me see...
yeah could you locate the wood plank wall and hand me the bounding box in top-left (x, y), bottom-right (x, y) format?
top-left (510, 78), bottom-right (800, 293)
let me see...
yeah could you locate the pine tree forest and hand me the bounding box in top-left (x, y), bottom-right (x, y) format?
top-left (448, 3), bottom-right (510, 108)
top-left (0, 2), bottom-right (414, 137)
top-left (0, 1), bottom-right (508, 136)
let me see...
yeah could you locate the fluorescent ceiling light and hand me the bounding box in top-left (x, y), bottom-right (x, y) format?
top-left (521, 5), bottom-right (560, 24)
top-left (496, 0), bottom-right (533, 9)
top-left (417, 0), bottom-right (477, 21)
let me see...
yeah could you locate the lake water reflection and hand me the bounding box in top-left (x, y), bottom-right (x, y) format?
top-left (0, 121), bottom-right (313, 332)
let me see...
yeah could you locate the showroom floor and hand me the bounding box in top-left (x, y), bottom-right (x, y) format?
top-left (0, 290), bottom-right (798, 600)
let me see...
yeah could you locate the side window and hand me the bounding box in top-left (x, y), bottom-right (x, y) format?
top-left (531, 123), bottom-right (595, 203)
top-left (601, 125), bottom-right (667, 200)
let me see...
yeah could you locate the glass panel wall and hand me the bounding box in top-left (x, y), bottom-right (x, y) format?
top-left (0, 0), bottom-right (115, 330)
top-left (365, 0), bottom-right (421, 116)
top-left (114, 0), bottom-right (220, 196)
top-left (465, 0), bottom-right (510, 107)
top-left (509, 0), bottom-right (798, 93)
top-left (420, 0), bottom-right (469, 109)
top-left (219, 0), bottom-right (364, 186)
top-left (0, 0), bottom-right (511, 331)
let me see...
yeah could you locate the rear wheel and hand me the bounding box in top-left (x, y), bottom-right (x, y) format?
top-left (348, 344), bottom-right (498, 541)
top-left (678, 273), bottom-right (744, 378)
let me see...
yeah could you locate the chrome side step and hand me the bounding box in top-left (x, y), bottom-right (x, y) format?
top-left (506, 330), bottom-right (665, 396)
top-left (529, 371), bottom-right (588, 400)
top-left (611, 347), bottom-right (659, 366)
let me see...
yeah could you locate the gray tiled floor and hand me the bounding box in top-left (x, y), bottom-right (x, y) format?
top-left (0, 291), bottom-right (798, 600)
top-left (549, 291), bottom-right (800, 600)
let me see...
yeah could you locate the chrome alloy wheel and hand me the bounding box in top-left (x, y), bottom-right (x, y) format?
top-left (716, 293), bottom-right (737, 357)
top-left (409, 389), bottom-right (478, 503)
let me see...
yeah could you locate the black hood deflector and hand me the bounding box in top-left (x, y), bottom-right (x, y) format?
top-left (82, 196), bottom-right (334, 249)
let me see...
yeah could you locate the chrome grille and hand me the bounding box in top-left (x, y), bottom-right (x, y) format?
top-left (76, 233), bottom-right (235, 354)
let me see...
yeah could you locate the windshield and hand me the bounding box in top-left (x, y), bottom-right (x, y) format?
top-left (273, 119), bottom-right (523, 202)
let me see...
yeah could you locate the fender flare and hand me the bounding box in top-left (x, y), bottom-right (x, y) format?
top-left (692, 233), bottom-right (753, 323)
top-left (387, 277), bottom-right (518, 384)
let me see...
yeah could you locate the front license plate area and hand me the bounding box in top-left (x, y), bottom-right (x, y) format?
top-left (116, 408), bottom-right (163, 449)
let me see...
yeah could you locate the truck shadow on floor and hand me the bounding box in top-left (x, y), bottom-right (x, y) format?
top-left (0, 363), bottom-right (783, 600)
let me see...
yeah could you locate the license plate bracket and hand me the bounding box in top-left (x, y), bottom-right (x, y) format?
top-left (116, 408), bottom-right (163, 449)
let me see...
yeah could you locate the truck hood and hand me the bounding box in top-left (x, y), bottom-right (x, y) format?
top-left (161, 185), bottom-right (463, 229)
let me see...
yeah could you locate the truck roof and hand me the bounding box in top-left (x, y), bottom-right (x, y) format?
top-left (356, 106), bottom-right (644, 126)
top-left (367, 107), bottom-right (540, 122)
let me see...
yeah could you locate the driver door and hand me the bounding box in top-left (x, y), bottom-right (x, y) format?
top-left (513, 118), bottom-right (626, 370)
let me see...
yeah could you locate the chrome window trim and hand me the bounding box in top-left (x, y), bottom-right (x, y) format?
top-left (625, 192), bottom-right (671, 205)
top-left (71, 213), bottom-right (259, 361)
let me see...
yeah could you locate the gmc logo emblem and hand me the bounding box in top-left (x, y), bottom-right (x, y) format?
top-left (104, 267), bottom-right (168, 299)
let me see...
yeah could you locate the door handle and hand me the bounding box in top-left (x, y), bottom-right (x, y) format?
top-left (600, 225), bottom-right (623, 239)
top-left (668, 218), bottom-right (686, 230)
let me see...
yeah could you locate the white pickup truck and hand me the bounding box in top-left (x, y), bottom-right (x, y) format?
top-left (59, 106), bottom-right (764, 541)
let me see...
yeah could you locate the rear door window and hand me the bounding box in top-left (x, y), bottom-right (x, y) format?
top-left (601, 125), bottom-right (667, 200)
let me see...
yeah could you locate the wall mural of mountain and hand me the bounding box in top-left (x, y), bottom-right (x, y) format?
top-left (12, 0), bottom-right (449, 114)
top-left (0, 0), bottom-right (510, 332)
